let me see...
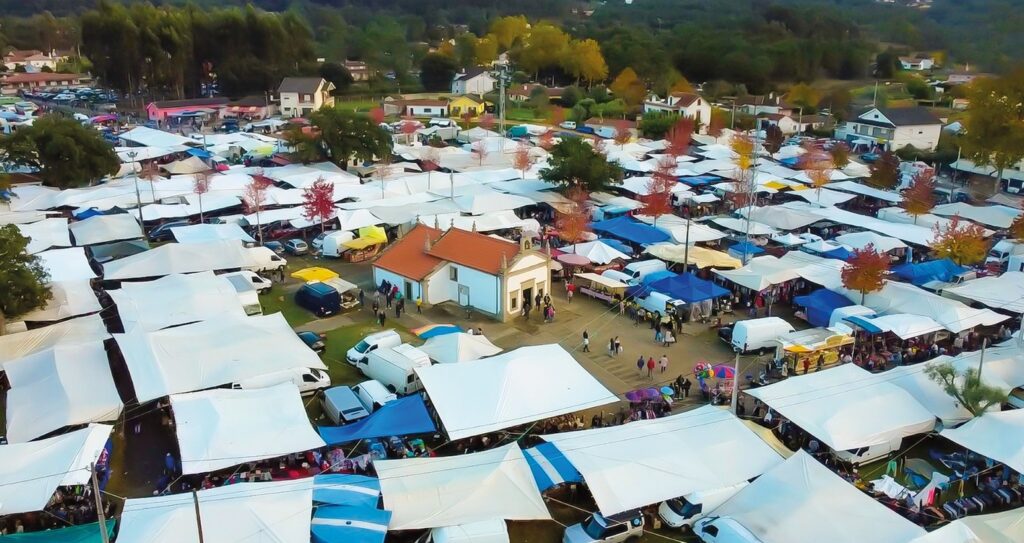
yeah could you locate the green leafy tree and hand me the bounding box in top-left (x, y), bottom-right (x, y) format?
top-left (540, 137), bottom-right (623, 193)
top-left (867, 150), bottom-right (900, 189)
top-left (319, 62), bottom-right (353, 93)
top-left (926, 361), bottom-right (1007, 418)
top-left (490, 15), bottom-right (529, 50)
top-left (961, 70), bottom-right (1024, 190)
top-left (0, 225), bottom-right (52, 334)
top-left (420, 53), bottom-right (458, 92)
top-left (516, 22), bottom-right (569, 77)
top-left (560, 86), bottom-right (584, 107)
top-left (0, 115), bottom-right (118, 189)
top-left (304, 107), bottom-right (392, 169)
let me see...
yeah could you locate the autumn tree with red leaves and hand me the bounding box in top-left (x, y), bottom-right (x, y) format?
top-left (399, 117), bottom-right (419, 145)
top-left (243, 174), bottom-right (273, 244)
top-left (665, 118), bottom-right (694, 158)
top-left (798, 142), bottom-right (834, 201)
top-left (302, 176), bottom-right (335, 234)
top-left (422, 146), bottom-right (441, 186)
top-left (193, 170), bottom-right (212, 223)
top-left (841, 243), bottom-right (890, 304)
top-left (556, 186), bottom-right (592, 247)
top-left (538, 130), bottom-right (555, 151)
top-left (1009, 214), bottom-right (1024, 240)
top-left (613, 119), bottom-right (632, 146)
top-left (471, 140), bottom-right (489, 165)
top-left (369, 107), bottom-right (385, 125)
top-left (729, 133), bottom-right (757, 211)
top-left (931, 215), bottom-right (990, 265)
top-left (642, 157), bottom-right (677, 224)
top-left (549, 107), bottom-right (565, 129)
top-left (478, 113), bottom-right (495, 131)
top-left (901, 167), bottom-right (936, 224)
top-left (868, 150), bottom-right (901, 190)
top-left (513, 140), bottom-right (532, 179)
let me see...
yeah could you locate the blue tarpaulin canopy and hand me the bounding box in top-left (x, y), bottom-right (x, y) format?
top-left (187, 148), bottom-right (213, 159)
top-left (524, 443), bottom-right (583, 492)
top-left (626, 270), bottom-right (678, 299)
top-left (727, 242), bottom-right (765, 260)
top-left (591, 217), bottom-right (670, 245)
top-left (0, 521), bottom-right (115, 542)
top-left (844, 315), bottom-right (884, 334)
top-left (822, 247), bottom-right (852, 261)
top-left (647, 272), bottom-right (730, 303)
top-left (313, 474), bottom-right (381, 508)
top-left (793, 289), bottom-right (854, 327)
top-left (312, 506), bottom-right (391, 543)
top-left (679, 175), bottom-right (721, 187)
top-left (892, 258), bottom-right (967, 286)
top-left (319, 395), bottom-right (436, 445)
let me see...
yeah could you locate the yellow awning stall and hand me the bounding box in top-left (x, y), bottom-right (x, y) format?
top-left (644, 243), bottom-right (742, 269)
top-left (290, 267), bottom-right (338, 282)
top-left (342, 226), bottom-right (388, 250)
top-left (777, 328), bottom-right (854, 368)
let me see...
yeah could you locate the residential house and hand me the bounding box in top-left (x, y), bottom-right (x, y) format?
top-left (451, 67), bottom-right (496, 96)
top-left (1, 72), bottom-right (87, 95)
top-left (381, 98), bottom-right (450, 118)
top-left (278, 77), bottom-right (335, 118)
top-left (642, 92), bottom-right (712, 130)
top-left (343, 60), bottom-right (371, 82)
top-left (508, 84), bottom-right (565, 103)
top-left (946, 72), bottom-right (991, 85)
top-left (899, 56), bottom-right (935, 71)
top-left (372, 224), bottom-right (552, 322)
top-left (834, 106), bottom-right (942, 151)
top-left (225, 96), bottom-right (277, 120)
top-left (3, 49), bottom-right (62, 71)
top-left (449, 95), bottom-right (490, 119)
top-left (735, 95), bottom-right (795, 117)
top-left (757, 113), bottom-right (828, 135)
top-left (145, 97), bottom-right (230, 122)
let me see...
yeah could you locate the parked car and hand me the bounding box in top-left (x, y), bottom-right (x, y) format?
top-left (860, 152), bottom-right (880, 163)
top-left (563, 512), bottom-right (644, 543)
top-left (296, 331), bottom-right (326, 354)
top-left (148, 220), bottom-right (191, 242)
top-left (559, 121), bottom-right (577, 130)
top-left (284, 239), bottom-right (309, 255)
top-left (263, 241), bottom-right (285, 254)
top-left (221, 270), bottom-right (272, 294)
top-left (232, 366), bottom-right (330, 396)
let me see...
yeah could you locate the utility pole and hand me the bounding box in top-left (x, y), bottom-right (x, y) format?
top-left (89, 463), bottom-right (109, 543)
top-left (127, 150), bottom-right (144, 228)
top-left (449, 170), bottom-right (455, 202)
top-left (731, 348), bottom-right (741, 415)
top-left (498, 66), bottom-right (507, 137)
top-left (192, 490), bottom-right (206, 543)
top-left (682, 215), bottom-right (691, 274)
top-left (872, 80), bottom-right (879, 107)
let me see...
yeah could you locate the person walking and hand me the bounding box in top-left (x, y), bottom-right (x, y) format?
top-left (682, 377), bottom-right (692, 398)
top-left (395, 298), bottom-right (403, 318)
top-left (615, 337), bottom-right (623, 356)
top-left (534, 293), bottom-right (543, 313)
top-left (378, 311), bottom-right (386, 327)
top-left (659, 354), bottom-right (668, 374)
top-left (636, 356), bottom-right (645, 374)
top-left (566, 282), bottom-right (575, 304)
top-left (802, 358), bottom-right (810, 375)
top-left (358, 289), bottom-right (365, 308)
top-left (646, 357), bottom-right (656, 379)
top-left (372, 300), bottom-right (379, 319)
top-left (815, 353), bottom-right (825, 372)
top-left (385, 290), bottom-right (393, 309)
top-left (609, 337), bottom-right (616, 356)
top-left (582, 330), bottom-right (590, 352)
top-left (415, 296), bottom-right (422, 313)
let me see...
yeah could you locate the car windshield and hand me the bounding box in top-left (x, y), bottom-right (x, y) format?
top-left (667, 498), bottom-right (699, 518)
top-left (581, 516), bottom-right (606, 539)
top-left (354, 340), bottom-right (370, 353)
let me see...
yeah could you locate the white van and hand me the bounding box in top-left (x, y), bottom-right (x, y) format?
top-left (834, 437), bottom-right (902, 466)
top-left (638, 291), bottom-right (684, 319)
top-left (319, 231), bottom-right (356, 258)
top-left (232, 367), bottom-right (331, 396)
top-left (1009, 254), bottom-right (1024, 273)
top-left (246, 246), bottom-right (287, 273)
top-left (352, 379), bottom-right (398, 412)
top-left (322, 386), bottom-right (370, 424)
top-left (358, 344), bottom-right (431, 394)
top-left (429, 519), bottom-right (509, 543)
top-left (563, 512), bottom-right (644, 543)
top-left (220, 272), bottom-right (263, 315)
top-left (693, 517), bottom-right (762, 543)
top-left (346, 330), bottom-right (402, 365)
top-left (658, 482), bottom-right (749, 531)
top-left (623, 260), bottom-right (667, 284)
top-left (725, 317), bottom-right (795, 354)
top-left (601, 269), bottom-right (633, 285)
top-left (986, 239), bottom-right (1024, 267)
top-left (222, 270), bottom-right (272, 294)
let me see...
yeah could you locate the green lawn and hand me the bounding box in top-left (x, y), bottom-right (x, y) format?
top-left (333, 99), bottom-right (378, 113)
top-left (259, 291), bottom-right (315, 327)
top-left (320, 322), bottom-right (417, 386)
top-left (506, 107), bottom-right (546, 122)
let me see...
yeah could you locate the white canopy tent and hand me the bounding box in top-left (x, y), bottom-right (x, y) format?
top-left (932, 202), bottom-right (1021, 229)
top-left (736, 205), bottom-right (823, 231)
top-left (833, 231), bottom-right (907, 253)
top-left (940, 410), bottom-right (1024, 474)
top-left (455, 192), bottom-right (535, 215)
top-left (170, 383), bottom-right (325, 474)
top-left (16, 280), bottom-right (101, 322)
top-left (170, 223), bottom-right (255, 244)
top-left (68, 214), bottom-right (143, 246)
top-left (16, 218), bottom-right (71, 254)
top-left (787, 187), bottom-right (858, 207)
top-left (950, 345), bottom-right (1024, 389)
top-left (0, 424), bottom-right (112, 515)
top-left (415, 344), bottom-right (617, 440)
top-left (117, 479), bottom-right (314, 543)
top-left (0, 314), bottom-right (110, 364)
top-left (5, 342), bottom-right (122, 443)
top-left (542, 406), bottom-right (783, 516)
top-left (38, 247), bottom-right (97, 282)
top-left (109, 271), bottom-right (247, 331)
top-left (419, 210), bottom-right (539, 233)
top-left (782, 202), bottom-right (937, 246)
top-left (633, 214), bottom-right (728, 244)
top-left (827, 181), bottom-right (903, 203)
top-left (418, 332), bottom-right (502, 364)
top-left (713, 255), bottom-right (801, 291)
top-left (140, 194), bottom-right (241, 222)
top-left (119, 126), bottom-right (195, 147)
top-left (943, 272), bottom-right (1024, 314)
top-left (848, 313), bottom-right (945, 340)
top-left (103, 240), bottom-right (255, 280)
top-left (709, 450), bottom-right (926, 543)
top-left (376, 443), bottom-right (550, 530)
top-left (335, 208), bottom-right (383, 231)
top-left (745, 364), bottom-right (936, 451)
top-left (712, 217), bottom-right (779, 236)
top-left (884, 362), bottom-right (1009, 426)
top-left (562, 240), bottom-right (632, 264)
top-left (910, 509), bottom-right (1024, 543)
top-left (115, 313), bottom-right (326, 402)
top-left (844, 280), bottom-right (1009, 334)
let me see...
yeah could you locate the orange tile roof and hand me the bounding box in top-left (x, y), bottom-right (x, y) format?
top-left (427, 228), bottom-right (521, 275)
top-left (373, 224), bottom-right (443, 280)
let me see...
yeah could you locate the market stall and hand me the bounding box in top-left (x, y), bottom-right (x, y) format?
top-left (574, 272), bottom-right (629, 304)
top-left (343, 226), bottom-right (388, 262)
top-left (774, 328), bottom-right (854, 370)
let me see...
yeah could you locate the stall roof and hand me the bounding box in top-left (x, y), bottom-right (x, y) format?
top-left (68, 213), bottom-right (142, 246)
top-left (5, 342), bottom-right (122, 443)
top-left (541, 406), bottom-right (783, 516)
top-left (170, 223), bottom-right (254, 244)
top-left (932, 202), bottom-right (1021, 229)
top-left (312, 506), bottom-right (392, 543)
top-left (0, 424), bottom-right (111, 515)
top-left (418, 332), bottom-right (502, 364)
top-left (910, 509), bottom-right (1024, 543)
top-left (0, 521), bottom-right (115, 542)
top-left (709, 450), bottom-right (926, 543)
top-left (647, 272), bottom-right (730, 303)
top-left (375, 443), bottom-right (550, 530)
top-left (574, 272), bottom-right (629, 290)
top-left (103, 239), bottom-right (254, 280)
top-left (833, 231), bottom-right (907, 253)
top-left (940, 410), bottom-right (1024, 474)
top-left (563, 240), bottom-right (632, 265)
top-left (746, 364), bottom-right (936, 451)
top-left (119, 126), bottom-right (195, 147)
top-left (313, 474), bottom-right (381, 508)
top-left (16, 280), bottom-right (101, 322)
top-left (884, 362), bottom-right (1010, 426)
top-left (0, 314), bottom-right (110, 364)
top-left (591, 216), bottom-right (670, 245)
top-left (943, 272), bottom-right (1024, 314)
top-left (845, 314), bottom-right (945, 340)
top-left (793, 289), bottom-right (853, 328)
top-left (414, 344), bottom-right (617, 440)
top-left (38, 247), bottom-right (97, 282)
top-left (319, 394), bottom-right (436, 445)
top-left (16, 218), bottom-right (71, 254)
top-left (115, 313), bottom-right (326, 402)
top-left (782, 202), bottom-right (936, 246)
top-left (117, 479), bottom-right (314, 543)
top-left (827, 181), bottom-right (904, 203)
top-left (714, 255), bottom-right (801, 291)
top-left (170, 383), bottom-right (325, 474)
top-left (712, 217), bottom-right (778, 236)
top-left (644, 243), bottom-right (741, 269)
top-left (633, 214), bottom-right (728, 244)
top-left (736, 205), bottom-right (822, 230)
top-left (109, 271), bottom-right (247, 331)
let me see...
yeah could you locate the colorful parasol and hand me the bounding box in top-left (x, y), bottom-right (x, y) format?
top-left (411, 324), bottom-right (462, 339)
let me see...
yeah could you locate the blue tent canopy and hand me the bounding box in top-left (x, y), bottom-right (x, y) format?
top-left (319, 395), bottom-right (436, 445)
top-left (626, 270), bottom-right (678, 299)
top-left (679, 175), bottom-right (721, 187)
top-left (822, 247), bottom-right (852, 261)
top-left (845, 315), bottom-right (884, 334)
top-left (523, 443), bottom-right (583, 492)
top-left (892, 258), bottom-right (967, 286)
top-left (73, 208), bottom-right (105, 220)
top-left (312, 506), bottom-right (391, 543)
top-left (0, 521), bottom-right (115, 542)
top-left (596, 238), bottom-right (634, 255)
top-left (728, 242), bottom-right (765, 260)
top-left (187, 148), bottom-right (213, 159)
top-left (647, 272), bottom-right (730, 303)
top-left (591, 217), bottom-right (670, 245)
top-left (793, 289), bottom-right (853, 327)
top-left (313, 474), bottom-right (381, 508)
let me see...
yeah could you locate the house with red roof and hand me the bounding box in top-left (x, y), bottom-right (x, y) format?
top-left (372, 225), bottom-right (552, 321)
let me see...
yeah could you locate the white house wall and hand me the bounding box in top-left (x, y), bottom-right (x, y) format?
top-left (505, 260), bottom-right (550, 319)
top-left (426, 263), bottom-right (501, 316)
top-left (892, 125), bottom-right (941, 151)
